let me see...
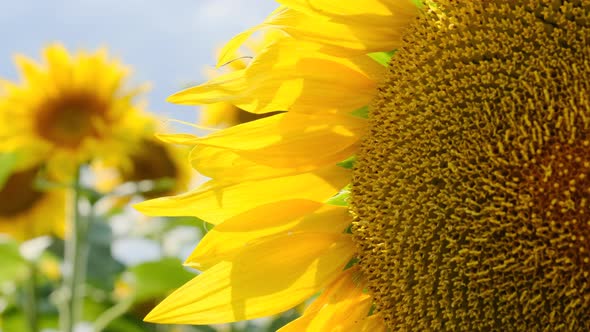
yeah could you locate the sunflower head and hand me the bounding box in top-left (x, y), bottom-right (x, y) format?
top-left (137, 0), bottom-right (589, 330)
top-left (0, 163), bottom-right (65, 240)
top-left (0, 44), bottom-right (147, 178)
top-left (351, 1), bottom-right (590, 330)
top-left (122, 137), bottom-right (191, 198)
top-left (95, 116), bottom-right (193, 199)
top-left (0, 166), bottom-right (44, 218)
top-left (34, 92), bottom-right (108, 149)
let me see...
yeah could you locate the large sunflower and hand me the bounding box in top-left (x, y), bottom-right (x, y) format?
top-left (138, 0), bottom-right (590, 330)
top-left (0, 162), bottom-right (65, 240)
top-left (0, 44), bottom-right (147, 179)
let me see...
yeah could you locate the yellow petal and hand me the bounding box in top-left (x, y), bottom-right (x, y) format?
top-left (0, 79), bottom-right (18, 97)
top-left (190, 146), bottom-right (306, 183)
top-left (170, 39), bottom-right (380, 114)
top-left (278, 267), bottom-right (372, 332)
top-left (181, 112), bottom-right (366, 168)
top-left (219, 3), bottom-right (418, 59)
top-left (14, 55), bottom-right (47, 87)
top-left (168, 69), bottom-right (252, 106)
top-left (278, 0), bottom-right (417, 24)
top-left (199, 101), bottom-right (241, 127)
top-left (216, 27), bottom-right (287, 72)
top-left (360, 313), bottom-right (387, 332)
top-left (135, 165), bottom-right (350, 225)
top-left (144, 233), bottom-right (355, 324)
top-left (185, 200), bottom-right (351, 269)
top-left (216, 6), bottom-right (289, 67)
top-left (156, 133), bottom-right (204, 146)
top-left (44, 44), bottom-right (72, 89)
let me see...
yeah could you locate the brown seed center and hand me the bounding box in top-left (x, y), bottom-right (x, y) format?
top-left (123, 140), bottom-right (179, 197)
top-left (350, 1), bottom-right (590, 330)
top-left (35, 93), bottom-right (108, 148)
top-left (0, 166), bottom-right (44, 218)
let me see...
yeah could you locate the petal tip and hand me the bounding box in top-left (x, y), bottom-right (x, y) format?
top-left (166, 92), bottom-right (180, 103)
top-left (133, 199), bottom-right (161, 216)
top-left (143, 304), bottom-right (166, 323)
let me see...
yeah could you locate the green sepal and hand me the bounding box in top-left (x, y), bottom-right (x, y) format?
top-left (344, 257), bottom-right (359, 270)
top-left (351, 105), bottom-right (369, 119)
top-left (368, 50), bottom-right (397, 66)
top-left (0, 239), bottom-right (28, 283)
top-left (413, 0), bottom-right (426, 8)
top-left (327, 185), bottom-right (350, 206)
top-left (337, 156), bottom-right (356, 169)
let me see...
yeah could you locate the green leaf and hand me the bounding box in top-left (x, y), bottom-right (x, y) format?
top-left (0, 152), bottom-right (18, 190)
top-left (86, 222), bottom-right (125, 291)
top-left (101, 316), bottom-right (147, 332)
top-left (368, 50), bottom-right (396, 66)
top-left (126, 258), bottom-right (196, 304)
top-left (0, 309), bottom-right (59, 332)
top-left (326, 185), bottom-right (351, 207)
top-left (83, 299), bottom-right (146, 332)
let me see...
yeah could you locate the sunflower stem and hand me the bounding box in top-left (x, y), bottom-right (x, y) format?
top-left (92, 296), bottom-right (133, 332)
top-left (24, 261), bottom-right (39, 332)
top-left (60, 168), bottom-right (91, 332)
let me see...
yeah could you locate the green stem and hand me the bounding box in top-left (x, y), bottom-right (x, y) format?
top-left (24, 262), bottom-right (39, 332)
top-left (60, 168), bottom-right (91, 332)
top-left (92, 297), bottom-right (133, 332)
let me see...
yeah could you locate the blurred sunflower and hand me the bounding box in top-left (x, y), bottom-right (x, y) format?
top-left (97, 115), bottom-right (193, 199)
top-left (0, 163), bottom-right (65, 240)
top-left (138, 1), bottom-right (590, 331)
top-left (0, 44), bottom-right (147, 179)
top-left (122, 137), bottom-right (191, 198)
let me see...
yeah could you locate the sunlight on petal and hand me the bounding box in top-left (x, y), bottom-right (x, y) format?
top-left (145, 233), bottom-right (355, 324)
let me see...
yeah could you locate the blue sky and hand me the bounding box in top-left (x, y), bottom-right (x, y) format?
top-left (0, 0), bottom-right (277, 129)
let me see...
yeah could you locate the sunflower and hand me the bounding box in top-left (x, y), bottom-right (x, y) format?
top-left (138, 0), bottom-right (590, 330)
top-left (0, 163), bottom-right (65, 240)
top-left (97, 115), bottom-right (193, 199)
top-left (0, 44), bottom-right (147, 179)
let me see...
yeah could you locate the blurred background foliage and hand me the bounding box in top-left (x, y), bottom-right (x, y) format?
top-left (0, 1), bottom-right (299, 331)
top-left (0, 194), bottom-right (299, 332)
